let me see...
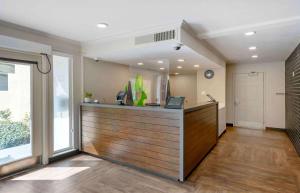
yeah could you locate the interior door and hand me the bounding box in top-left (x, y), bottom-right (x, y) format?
top-left (0, 49), bottom-right (42, 176)
top-left (234, 72), bottom-right (264, 129)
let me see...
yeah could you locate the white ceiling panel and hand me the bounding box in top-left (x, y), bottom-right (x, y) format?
top-left (0, 0), bottom-right (299, 64)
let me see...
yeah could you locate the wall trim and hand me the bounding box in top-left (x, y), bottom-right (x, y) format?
top-left (265, 127), bottom-right (286, 131)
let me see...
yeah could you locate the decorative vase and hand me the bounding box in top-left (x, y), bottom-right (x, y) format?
top-left (84, 98), bottom-right (92, 103)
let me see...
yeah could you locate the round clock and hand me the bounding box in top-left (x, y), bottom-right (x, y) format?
top-left (204, 70), bottom-right (214, 79)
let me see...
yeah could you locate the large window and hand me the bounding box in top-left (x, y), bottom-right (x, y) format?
top-left (0, 62), bottom-right (32, 165)
top-left (53, 54), bottom-right (73, 153)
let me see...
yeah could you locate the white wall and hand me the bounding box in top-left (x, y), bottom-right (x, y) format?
top-left (83, 57), bottom-right (129, 103)
top-left (169, 74), bottom-right (197, 105)
top-left (197, 67), bottom-right (226, 104)
top-left (226, 62), bottom-right (285, 129)
top-left (197, 67), bottom-right (226, 136)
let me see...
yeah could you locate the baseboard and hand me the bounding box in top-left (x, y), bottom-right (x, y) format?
top-left (218, 129), bottom-right (227, 138)
top-left (49, 149), bottom-right (80, 163)
top-left (226, 124), bottom-right (285, 131)
top-left (265, 127), bottom-right (286, 131)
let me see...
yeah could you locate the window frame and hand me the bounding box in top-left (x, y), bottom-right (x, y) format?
top-left (0, 48), bottom-right (43, 173)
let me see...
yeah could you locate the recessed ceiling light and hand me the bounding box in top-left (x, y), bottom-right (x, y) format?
top-left (245, 31), bottom-right (256, 36)
top-left (194, 64), bottom-right (200, 68)
top-left (252, 55), bottom-right (258, 58)
top-left (157, 60), bottom-right (163, 64)
top-left (160, 67), bottom-right (165, 70)
top-left (177, 59), bottom-right (185, 62)
top-left (137, 62), bottom-right (144, 66)
top-left (175, 72), bottom-right (179, 75)
top-left (177, 66), bottom-right (182, 69)
top-left (97, 23), bottom-right (109, 28)
top-left (249, 46), bottom-right (257, 50)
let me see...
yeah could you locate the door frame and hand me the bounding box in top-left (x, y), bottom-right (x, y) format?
top-left (233, 72), bottom-right (265, 129)
top-left (0, 48), bottom-right (43, 176)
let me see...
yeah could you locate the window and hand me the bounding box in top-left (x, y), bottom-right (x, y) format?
top-left (0, 62), bottom-right (32, 165)
top-left (52, 54), bottom-right (73, 153)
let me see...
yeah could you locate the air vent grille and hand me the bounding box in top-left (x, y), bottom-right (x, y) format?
top-left (134, 29), bottom-right (176, 45)
top-left (154, 30), bottom-right (176, 42)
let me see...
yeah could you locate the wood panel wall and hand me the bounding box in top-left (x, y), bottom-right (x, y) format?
top-left (81, 106), bottom-right (181, 179)
top-left (286, 43), bottom-right (300, 155)
top-left (184, 104), bottom-right (218, 177)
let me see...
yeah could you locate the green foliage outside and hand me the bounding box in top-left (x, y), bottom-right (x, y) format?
top-left (0, 109), bottom-right (30, 150)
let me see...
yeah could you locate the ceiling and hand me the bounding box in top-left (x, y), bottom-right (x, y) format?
top-left (0, 0), bottom-right (300, 64)
top-left (98, 40), bottom-right (220, 75)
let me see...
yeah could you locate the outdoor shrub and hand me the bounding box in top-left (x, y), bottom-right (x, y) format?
top-left (0, 109), bottom-right (30, 150)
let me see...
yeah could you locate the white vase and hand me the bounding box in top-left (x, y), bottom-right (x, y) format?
top-left (84, 98), bottom-right (92, 103)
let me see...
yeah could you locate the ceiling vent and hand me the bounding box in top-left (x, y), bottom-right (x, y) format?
top-left (154, 30), bottom-right (176, 42)
top-left (135, 29), bottom-right (177, 45)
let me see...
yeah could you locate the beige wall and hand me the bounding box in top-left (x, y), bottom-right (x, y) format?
top-left (197, 67), bottom-right (226, 104)
top-left (170, 74), bottom-right (197, 105)
top-left (226, 62), bottom-right (285, 128)
top-left (83, 57), bottom-right (129, 103)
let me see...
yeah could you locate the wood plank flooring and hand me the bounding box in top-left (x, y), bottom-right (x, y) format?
top-left (1, 127), bottom-right (300, 193)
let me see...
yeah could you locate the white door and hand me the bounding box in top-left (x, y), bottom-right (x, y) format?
top-left (234, 72), bottom-right (264, 129)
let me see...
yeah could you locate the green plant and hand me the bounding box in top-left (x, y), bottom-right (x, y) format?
top-left (0, 109), bottom-right (30, 150)
top-left (0, 109), bottom-right (11, 121)
top-left (84, 92), bottom-right (93, 98)
top-left (134, 74), bottom-right (147, 106)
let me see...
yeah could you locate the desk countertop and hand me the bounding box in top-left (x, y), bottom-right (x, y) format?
top-left (81, 101), bottom-right (217, 113)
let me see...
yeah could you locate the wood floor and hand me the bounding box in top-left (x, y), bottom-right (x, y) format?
top-left (1, 127), bottom-right (300, 193)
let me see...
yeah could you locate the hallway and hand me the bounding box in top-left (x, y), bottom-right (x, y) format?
top-left (1, 127), bottom-right (299, 193)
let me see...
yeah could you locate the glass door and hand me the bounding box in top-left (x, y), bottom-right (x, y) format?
top-left (0, 61), bottom-right (32, 165)
top-left (0, 49), bottom-right (42, 177)
top-left (52, 54), bottom-right (73, 154)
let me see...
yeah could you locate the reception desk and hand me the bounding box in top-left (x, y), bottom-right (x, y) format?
top-left (80, 102), bottom-right (218, 181)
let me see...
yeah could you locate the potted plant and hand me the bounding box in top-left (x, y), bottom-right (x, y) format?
top-left (84, 92), bottom-right (93, 103)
